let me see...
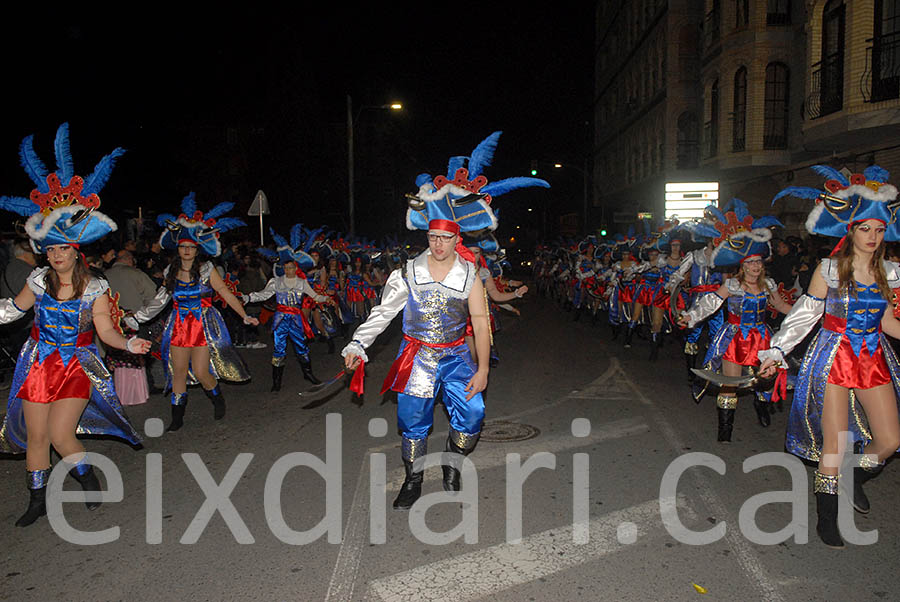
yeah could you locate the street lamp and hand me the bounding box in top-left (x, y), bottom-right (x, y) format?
top-left (347, 95), bottom-right (403, 237)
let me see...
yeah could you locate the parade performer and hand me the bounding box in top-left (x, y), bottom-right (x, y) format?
top-left (678, 199), bottom-right (792, 441)
top-left (0, 123), bottom-right (151, 527)
top-left (249, 226), bottom-right (333, 391)
top-left (668, 233), bottom-right (725, 393)
top-left (609, 233), bottom-right (641, 344)
top-left (759, 165), bottom-right (900, 548)
top-left (126, 193), bottom-right (255, 431)
top-left (342, 131), bottom-right (548, 509)
top-left (630, 223), bottom-right (684, 360)
top-left (462, 237), bottom-right (527, 364)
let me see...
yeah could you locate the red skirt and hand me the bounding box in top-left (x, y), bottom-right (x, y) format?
top-left (723, 328), bottom-right (768, 367)
top-left (18, 351), bottom-right (91, 403)
top-left (827, 338), bottom-right (892, 389)
top-left (171, 312), bottom-right (207, 347)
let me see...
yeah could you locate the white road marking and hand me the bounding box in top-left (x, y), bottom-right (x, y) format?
top-left (613, 358), bottom-right (785, 602)
top-left (366, 496), bottom-right (697, 602)
top-left (324, 451), bottom-right (372, 602)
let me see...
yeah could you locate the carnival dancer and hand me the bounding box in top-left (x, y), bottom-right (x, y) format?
top-left (0, 123), bottom-right (151, 527)
top-left (463, 239), bottom-right (527, 365)
top-left (668, 234), bottom-right (725, 392)
top-left (342, 131), bottom-right (548, 509)
top-left (630, 224), bottom-right (683, 360)
top-left (345, 251), bottom-right (377, 320)
top-left (572, 238), bottom-right (597, 322)
top-left (125, 193), bottom-right (256, 431)
top-left (249, 227), bottom-right (334, 391)
top-left (609, 234), bottom-right (641, 344)
top-left (677, 199), bottom-right (792, 441)
top-left (759, 165), bottom-right (900, 548)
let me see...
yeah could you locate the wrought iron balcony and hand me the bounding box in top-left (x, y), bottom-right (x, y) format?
top-left (805, 54), bottom-right (843, 119)
top-left (861, 32), bottom-right (900, 103)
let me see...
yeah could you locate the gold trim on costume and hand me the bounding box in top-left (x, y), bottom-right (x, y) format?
top-left (716, 394), bottom-right (738, 409)
top-left (814, 470), bottom-right (839, 494)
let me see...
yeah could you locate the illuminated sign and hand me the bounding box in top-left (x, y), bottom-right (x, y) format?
top-left (664, 182), bottom-right (718, 218)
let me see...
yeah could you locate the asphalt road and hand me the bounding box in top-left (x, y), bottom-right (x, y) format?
top-left (2, 294), bottom-right (899, 601)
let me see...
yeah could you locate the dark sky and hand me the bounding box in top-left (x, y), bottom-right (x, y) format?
top-left (1, 6), bottom-right (594, 242)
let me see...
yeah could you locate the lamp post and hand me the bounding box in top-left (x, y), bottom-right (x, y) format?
top-left (347, 95), bottom-right (403, 237)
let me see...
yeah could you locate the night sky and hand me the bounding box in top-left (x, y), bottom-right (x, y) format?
top-left (1, 6), bottom-right (594, 245)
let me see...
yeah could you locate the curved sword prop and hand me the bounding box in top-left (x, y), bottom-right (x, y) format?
top-left (690, 367), bottom-right (760, 389)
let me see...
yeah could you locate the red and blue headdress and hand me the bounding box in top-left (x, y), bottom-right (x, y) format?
top-left (405, 132), bottom-right (549, 256)
top-left (158, 192), bottom-right (245, 257)
top-left (704, 198), bottom-right (782, 267)
top-left (773, 164), bottom-right (900, 243)
top-left (0, 123), bottom-right (123, 252)
top-left (257, 224), bottom-right (320, 276)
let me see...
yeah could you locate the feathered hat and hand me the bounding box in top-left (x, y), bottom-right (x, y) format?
top-left (701, 198), bottom-right (782, 267)
top-left (158, 192), bottom-right (245, 256)
top-left (405, 131), bottom-right (549, 260)
top-left (773, 164), bottom-right (900, 246)
top-left (0, 123), bottom-right (124, 252)
top-left (257, 224), bottom-right (318, 276)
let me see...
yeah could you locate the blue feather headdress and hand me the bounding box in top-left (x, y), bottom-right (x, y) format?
top-left (707, 198), bottom-right (783, 267)
top-left (158, 192), bottom-right (246, 256)
top-left (257, 226), bottom-right (316, 276)
top-left (0, 123), bottom-right (124, 252)
top-left (405, 131), bottom-right (549, 235)
top-left (773, 164), bottom-right (900, 240)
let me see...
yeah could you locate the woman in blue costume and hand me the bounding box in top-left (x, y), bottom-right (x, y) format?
top-left (247, 226), bottom-right (333, 391)
top-left (0, 124), bottom-right (151, 527)
top-left (126, 193), bottom-right (256, 431)
top-left (609, 236), bottom-right (641, 343)
top-left (759, 165), bottom-right (900, 548)
top-left (630, 223), bottom-right (684, 360)
top-left (678, 199), bottom-right (793, 442)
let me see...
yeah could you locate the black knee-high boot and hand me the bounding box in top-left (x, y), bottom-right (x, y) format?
top-left (299, 356), bottom-right (321, 385)
top-left (394, 461), bottom-right (424, 510)
top-left (271, 364), bottom-right (284, 392)
top-left (68, 457), bottom-right (102, 511)
top-left (850, 442), bottom-right (883, 514)
top-left (716, 394), bottom-right (736, 442)
top-left (814, 471), bottom-right (843, 548)
top-left (15, 468), bottom-right (50, 527)
top-left (442, 430), bottom-right (480, 492)
top-left (168, 392), bottom-right (188, 431)
top-left (649, 332), bottom-right (663, 361)
top-left (624, 323), bottom-right (635, 348)
top-left (203, 385), bottom-right (226, 420)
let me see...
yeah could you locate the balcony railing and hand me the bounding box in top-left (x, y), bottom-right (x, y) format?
top-left (861, 32), bottom-right (900, 103)
top-left (805, 54), bottom-right (843, 119)
top-left (702, 122), bottom-right (718, 159)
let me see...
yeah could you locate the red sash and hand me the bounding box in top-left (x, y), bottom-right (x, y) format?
top-left (277, 304), bottom-right (314, 339)
top-left (380, 333), bottom-right (466, 394)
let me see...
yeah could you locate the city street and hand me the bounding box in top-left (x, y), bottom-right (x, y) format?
top-left (2, 294), bottom-right (899, 601)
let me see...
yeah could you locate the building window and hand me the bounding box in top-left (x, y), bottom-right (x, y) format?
top-left (732, 67), bottom-right (747, 151)
top-left (764, 63), bottom-right (789, 149)
top-left (870, 0), bottom-right (900, 101)
top-left (704, 0), bottom-right (721, 51)
top-left (703, 79), bottom-right (719, 159)
top-left (677, 112), bottom-right (700, 169)
top-left (815, 0), bottom-right (845, 117)
top-left (766, 0), bottom-right (790, 25)
top-left (735, 0), bottom-right (749, 28)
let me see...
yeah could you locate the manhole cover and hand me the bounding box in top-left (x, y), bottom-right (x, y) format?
top-left (479, 420), bottom-right (540, 442)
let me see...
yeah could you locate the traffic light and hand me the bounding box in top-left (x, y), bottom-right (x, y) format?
top-left (530, 160), bottom-right (538, 176)
top-left (600, 229), bottom-right (608, 237)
